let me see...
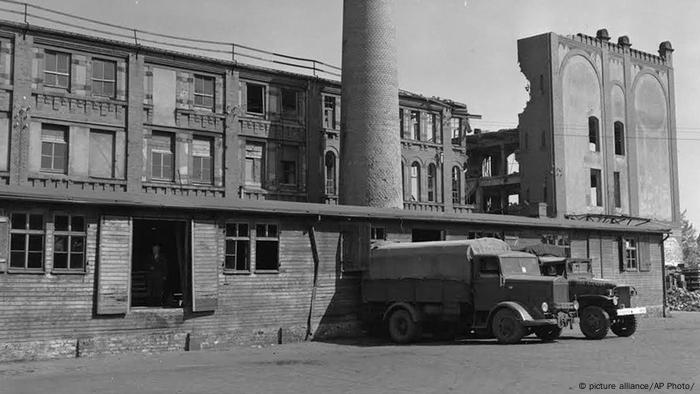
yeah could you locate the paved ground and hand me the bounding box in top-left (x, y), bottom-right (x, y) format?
top-left (1, 313), bottom-right (699, 394)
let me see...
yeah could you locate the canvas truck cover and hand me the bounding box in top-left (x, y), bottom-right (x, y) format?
top-left (368, 238), bottom-right (511, 281)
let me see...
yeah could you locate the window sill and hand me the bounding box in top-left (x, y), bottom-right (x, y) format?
top-left (223, 269), bottom-right (252, 275)
top-left (7, 269), bottom-right (45, 274)
top-left (51, 269), bottom-right (87, 275)
top-left (254, 269), bottom-right (280, 274)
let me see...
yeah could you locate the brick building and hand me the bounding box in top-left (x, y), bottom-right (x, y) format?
top-left (0, 21), bottom-right (671, 361)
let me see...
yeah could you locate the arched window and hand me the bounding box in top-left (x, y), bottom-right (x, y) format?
top-left (506, 153), bottom-right (519, 175)
top-left (427, 163), bottom-right (436, 202)
top-left (451, 166), bottom-right (461, 204)
top-left (481, 156), bottom-right (492, 177)
top-left (324, 151), bottom-right (336, 195)
top-left (588, 116), bottom-right (600, 152)
top-left (614, 121), bottom-right (625, 155)
top-left (410, 162), bottom-right (421, 201)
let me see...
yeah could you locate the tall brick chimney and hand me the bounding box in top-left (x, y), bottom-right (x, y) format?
top-left (339, 0), bottom-right (403, 208)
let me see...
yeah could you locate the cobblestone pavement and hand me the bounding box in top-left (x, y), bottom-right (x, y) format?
top-left (1, 313), bottom-right (699, 394)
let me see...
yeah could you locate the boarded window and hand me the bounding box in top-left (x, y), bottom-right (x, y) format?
top-left (53, 215), bottom-right (86, 272)
top-left (89, 130), bottom-right (114, 178)
top-left (45, 50), bottom-right (70, 89)
top-left (246, 83), bottom-right (265, 114)
top-left (194, 74), bottom-right (215, 109)
top-left (224, 222), bottom-right (250, 272)
top-left (150, 132), bottom-right (174, 181)
top-left (96, 216), bottom-right (131, 315)
top-left (192, 137), bottom-right (213, 184)
top-left (92, 58), bottom-right (116, 98)
top-left (191, 220), bottom-right (218, 312)
top-left (255, 223), bottom-right (279, 271)
top-left (41, 124), bottom-right (68, 173)
top-left (245, 142), bottom-right (264, 186)
top-left (9, 213), bottom-right (44, 271)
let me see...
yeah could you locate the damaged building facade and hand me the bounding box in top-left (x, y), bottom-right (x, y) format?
top-left (0, 21), bottom-right (673, 361)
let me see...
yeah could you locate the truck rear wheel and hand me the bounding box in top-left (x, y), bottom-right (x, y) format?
top-left (388, 309), bottom-right (420, 344)
top-left (534, 325), bottom-right (562, 342)
top-left (492, 308), bottom-right (526, 344)
top-left (579, 306), bottom-right (610, 340)
top-left (611, 315), bottom-right (637, 337)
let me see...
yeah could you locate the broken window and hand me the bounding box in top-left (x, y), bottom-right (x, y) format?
top-left (507, 153), bottom-right (519, 175)
top-left (410, 162), bottom-right (420, 201)
top-left (324, 151), bottom-right (336, 195)
top-left (451, 118), bottom-right (462, 144)
top-left (150, 132), bottom-right (174, 181)
top-left (426, 113), bottom-right (438, 143)
top-left (91, 58), bottom-right (116, 98)
top-left (427, 163), bottom-right (436, 202)
top-left (614, 121), bottom-right (625, 155)
top-left (589, 169), bottom-right (602, 207)
top-left (53, 215), bottom-right (86, 272)
top-left (410, 110), bottom-right (420, 140)
top-left (281, 145), bottom-right (298, 185)
top-left (621, 238), bottom-right (637, 271)
top-left (9, 213), bottom-right (44, 271)
top-left (481, 156), bottom-right (493, 177)
top-left (225, 222), bottom-right (250, 272)
top-left (281, 88), bottom-right (298, 117)
top-left (246, 83), bottom-right (265, 115)
top-left (89, 130), bottom-right (115, 179)
top-left (370, 227), bottom-right (386, 241)
top-left (41, 124), bottom-right (68, 174)
top-left (452, 166), bottom-right (461, 204)
top-left (245, 142), bottom-right (264, 186)
top-left (255, 223), bottom-right (279, 271)
top-left (399, 108), bottom-right (405, 138)
top-left (192, 137), bottom-right (213, 184)
top-left (194, 74), bottom-right (215, 109)
top-left (588, 116), bottom-right (600, 152)
top-left (323, 95), bottom-right (339, 130)
top-left (508, 194), bottom-right (520, 206)
top-left (44, 50), bottom-right (70, 89)
top-left (613, 171), bottom-right (621, 208)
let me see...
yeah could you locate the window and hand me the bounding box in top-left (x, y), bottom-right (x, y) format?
top-left (621, 238), bottom-right (637, 271)
top-left (281, 88), bottom-right (298, 117)
top-left (44, 50), bottom-right (70, 89)
top-left (255, 224), bottom-right (279, 271)
top-left (426, 113), bottom-right (438, 143)
top-left (614, 121), bottom-right (625, 155)
top-left (481, 156), bottom-right (493, 177)
top-left (194, 74), bottom-right (215, 109)
top-left (507, 153), bottom-right (519, 175)
top-left (53, 215), bottom-right (86, 272)
top-left (246, 83), bottom-right (265, 115)
top-left (325, 151), bottom-right (336, 195)
top-left (590, 169), bottom-right (602, 207)
top-left (541, 233), bottom-right (571, 257)
top-left (9, 213), bottom-right (44, 271)
top-left (225, 222), bottom-right (250, 272)
top-left (479, 256), bottom-right (500, 276)
top-left (192, 137), bottom-right (213, 184)
top-left (451, 118), bottom-right (462, 144)
top-left (281, 145), bottom-right (298, 185)
top-left (613, 172), bottom-right (621, 208)
top-left (427, 163), bottom-right (436, 202)
top-left (150, 132), bottom-right (174, 181)
top-left (370, 227), bottom-right (386, 241)
top-left (323, 96), bottom-right (338, 129)
top-left (410, 162), bottom-right (420, 201)
top-left (410, 110), bottom-right (420, 140)
top-left (245, 142), bottom-right (264, 186)
top-left (41, 124), bottom-right (68, 173)
top-left (399, 108), bottom-right (406, 138)
top-left (91, 59), bottom-right (116, 98)
top-left (89, 130), bottom-right (114, 179)
top-left (588, 116), bottom-right (600, 152)
top-left (452, 166), bottom-right (461, 204)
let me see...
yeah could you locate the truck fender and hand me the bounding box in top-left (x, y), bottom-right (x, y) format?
top-left (577, 294), bottom-right (614, 309)
top-left (383, 302), bottom-right (420, 322)
top-left (488, 301), bottom-right (534, 326)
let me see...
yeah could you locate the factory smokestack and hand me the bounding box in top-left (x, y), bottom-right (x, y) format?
top-left (339, 0), bottom-right (403, 208)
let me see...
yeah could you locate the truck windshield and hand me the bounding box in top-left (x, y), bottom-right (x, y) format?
top-left (499, 256), bottom-right (541, 277)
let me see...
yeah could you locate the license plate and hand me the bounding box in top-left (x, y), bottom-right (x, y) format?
top-left (617, 307), bottom-right (646, 316)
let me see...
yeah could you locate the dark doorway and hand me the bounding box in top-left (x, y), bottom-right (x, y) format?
top-left (131, 219), bottom-right (189, 308)
top-left (411, 228), bottom-right (445, 242)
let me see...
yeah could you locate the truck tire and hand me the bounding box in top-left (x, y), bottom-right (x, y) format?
top-left (492, 308), bottom-right (526, 344)
top-left (388, 309), bottom-right (420, 344)
top-left (579, 306), bottom-right (610, 340)
top-left (534, 325), bottom-right (562, 342)
top-left (611, 315), bottom-right (637, 337)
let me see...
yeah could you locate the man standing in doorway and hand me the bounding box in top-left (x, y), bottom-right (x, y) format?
top-left (148, 243), bottom-right (169, 306)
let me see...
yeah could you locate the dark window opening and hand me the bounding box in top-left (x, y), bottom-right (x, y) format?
top-left (371, 227), bottom-right (386, 241)
top-left (53, 215), bottom-right (86, 272)
top-left (479, 256), bottom-right (501, 275)
top-left (588, 116), bottom-right (600, 152)
top-left (590, 169), bottom-right (602, 207)
top-left (614, 121), bottom-right (625, 155)
top-left (255, 224), bottom-right (279, 271)
top-left (225, 222), bottom-right (250, 272)
top-left (9, 213), bottom-right (45, 271)
top-left (281, 88), bottom-right (298, 117)
top-left (131, 219), bottom-right (188, 308)
top-left (325, 151), bottom-right (336, 195)
top-left (427, 163), bottom-right (436, 202)
top-left (613, 171), bottom-right (622, 208)
top-left (246, 83), bottom-right (265, 115)
top-left (411, 228), bottom-right (444, 242)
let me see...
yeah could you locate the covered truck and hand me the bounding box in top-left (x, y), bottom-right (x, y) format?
top-left (361, 238), bottom-right (579, 344)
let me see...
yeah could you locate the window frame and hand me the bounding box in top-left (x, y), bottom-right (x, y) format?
top-left (410, 162), bottom-right (421, 201)
top-left (191, 136), bottom-right (214, 185)
top-left (88, 129), bottom-right (116, 179)
top-left (621, 237), bottom-right (638, 272)
top-left (427, 163), bottom-right (436, 202)
top-left (194, 74), bottom-right (216, 110)
top-left (224, 221), bottom-right (251, 274)
top-left (40, 124), bottom-right (69, 174)
top-left (451, 166), bottom-right (461, 204)
top-left (245, 82), bottom-right (266, 116)
top-left (613, 171), bottom-right (622, 209)
top-left (588, 116), bottom-right (600, 152)
top-left (150, 131), bottom-right (175, 182)
top-left (91, 58), bottom-right (117, 98)
top-left (324, 150), bottom-right (337, 195)
top-left (451, 117), bottom-right (462, 144)
top-left (245, 141), bottom-right (265, 187)
top-left (9, 212), bottom-right (45, 273)
top-left (410, 110), bottom-right (420, 141)
top-left (51, 214), bottom-right (87, 274)
top-left (44, 50), bottom-right (71, 90)
top-left (589, 168), bottom-right (603, 207)
top-left (323, 95), bottom-right (338, 130)
top-left (254, 222), bottom-right (280, 273)
top-left (370, 227), bottom-right (386, 241)
top-left (614, 121), bottom-right (625, 156)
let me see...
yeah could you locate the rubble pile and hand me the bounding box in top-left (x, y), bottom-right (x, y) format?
top-left (667, 288), bottom-right (700, 311)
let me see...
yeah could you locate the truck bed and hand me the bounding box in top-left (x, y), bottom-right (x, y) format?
top-left (362, 278), bottom-right (472, 304)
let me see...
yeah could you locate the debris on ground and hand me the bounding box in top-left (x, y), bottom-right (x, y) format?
top-left (667, 288), bottom-right (700, 311)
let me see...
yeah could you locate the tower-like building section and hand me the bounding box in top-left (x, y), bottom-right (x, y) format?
top-left (339, 0), bottom-right (403, 208)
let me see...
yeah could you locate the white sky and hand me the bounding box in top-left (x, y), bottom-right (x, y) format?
top-left (15, 0), bottom-right (700, 226)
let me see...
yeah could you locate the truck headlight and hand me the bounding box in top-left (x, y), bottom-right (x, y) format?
top-left (573, 300), bottom-right (579, 310)
top-left (612, 296), bottom-right (619, 306)
top-left (541, 302), bottom-right (549, 312)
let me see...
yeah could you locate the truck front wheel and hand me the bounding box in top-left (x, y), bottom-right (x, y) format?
top-left (534, 325), bottom-right (562, 342)
top-left (579, 306), bottom-right (610, 340)
top-left (610, 315), bottom-right (637, 337)
top-left (388, 309), bottom-right (420, 344)
top-left (492, 308), bottom-right (526, 344)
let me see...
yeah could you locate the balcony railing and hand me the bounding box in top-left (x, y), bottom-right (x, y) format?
top-left (403, 201), bottom-right (445, 212)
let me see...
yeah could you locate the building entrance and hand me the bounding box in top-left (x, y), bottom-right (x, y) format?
top-left (131, 219), bottom-right (189, 308)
